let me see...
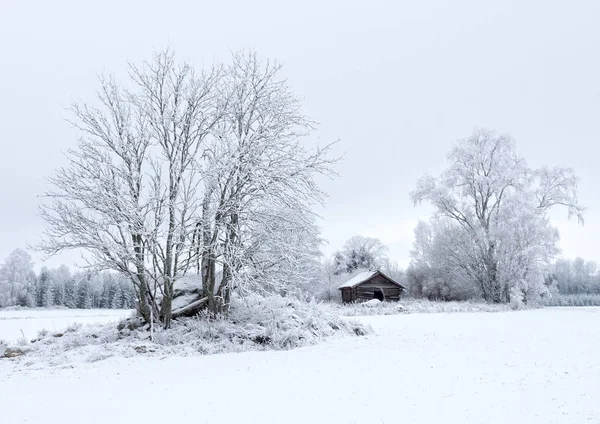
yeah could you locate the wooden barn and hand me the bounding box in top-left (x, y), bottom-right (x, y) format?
top-left (338, 270), bottom-right (405, 303)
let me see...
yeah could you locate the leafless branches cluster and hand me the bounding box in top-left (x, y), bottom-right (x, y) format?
top-left (411, 128), bottom-right (584, 304)
top-left (40, 50), bottom-right (336, 327)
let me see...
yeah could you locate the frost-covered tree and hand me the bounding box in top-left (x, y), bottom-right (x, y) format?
top-left (63, 277), bottom-right (77, 308)
top-left (40, 50), bottom-right (335, 325)
top-left (408, 220), bottom-right (492, 300)
top-left (333, 236), bottom-right (388, 274)
top-left (381, 260), bottom-right (405, 283)
top-left (99, 277), bottom-right (114, 308)
top-left (0, 249), bottom-right (36, 307)
top-left (550, 258), bottom-right (600, 295)
top-left (192, 52), bottom-right (335, 317)
top-left (411, 128), bottom-right (584, 303)
top-left (51, 265), bottom-right (71, 305)
top-left (39, 50), bottom-right (224, 326)
top-left (239, 205), bottom-right (324, 298)
top-left (36, 267), bottom-right (52, 307)
top-left (76, 275), bottom-right (93, 309)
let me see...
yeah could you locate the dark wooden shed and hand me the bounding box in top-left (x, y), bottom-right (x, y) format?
top-left (338, 270), bottom-right (405, 303)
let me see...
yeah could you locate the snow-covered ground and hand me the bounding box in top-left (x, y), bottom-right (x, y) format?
top-left (1, 307), bottom-right (599, 423)
top-left (0, 309), bottom-right (132, 344)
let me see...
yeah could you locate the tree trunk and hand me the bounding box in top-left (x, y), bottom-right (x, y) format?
top-left (132, 233), bottom-right (155, 324)
top-left (201, 249), bottom-right (217, 315)
top-left (160, 276), bottom-right (174, 329)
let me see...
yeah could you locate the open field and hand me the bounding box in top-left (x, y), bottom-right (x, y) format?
top-left (0, 309), bottom-right (133, 344)
top-left (1, 307), bottom-right (599, 423)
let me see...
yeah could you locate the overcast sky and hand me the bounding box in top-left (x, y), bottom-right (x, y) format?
top-left (1, 0), bottom-right (599, 270)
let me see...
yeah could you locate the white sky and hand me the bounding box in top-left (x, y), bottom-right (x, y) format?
top-left (1, 0), bottom-right (599, 270)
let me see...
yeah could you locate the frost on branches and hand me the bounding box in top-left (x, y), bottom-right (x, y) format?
top-left (39, 50), bottom-right (335, 327)
top-left (0, 249), bottom-right (36, 308)
top-left (410, 129), bottom-right (584, 305)
top-left (331, 236), bottom-right (389, 275)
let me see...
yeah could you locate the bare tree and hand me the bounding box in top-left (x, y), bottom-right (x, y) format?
top-left (333, 235), bottom-right (389, 274)
top-left (0, 249), bottom-right (36, 307)
top-left (40, 50), bottom-right (336, 325)
top-left (196, 52), bottom-right (336, 315)
top-left (129, 51), bottom-right (222, 327)
top-left (411, 128), bottom-right (584, 303)
top-left (40, 50), bottom-right (221, 327)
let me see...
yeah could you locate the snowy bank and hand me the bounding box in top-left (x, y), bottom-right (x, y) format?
top-left (0, 296), bottom-right (370, 368)
top-left (0, 308), bottom-right (133, 345)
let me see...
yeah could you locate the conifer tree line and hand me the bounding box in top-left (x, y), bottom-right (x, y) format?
top-left (0, 249), bottom-right (135, 309)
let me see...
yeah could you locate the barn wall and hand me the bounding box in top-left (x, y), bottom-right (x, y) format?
top-left (341, 287), bottom-right (355, 303)
top-left (355, 275), bottom-right (403, 302)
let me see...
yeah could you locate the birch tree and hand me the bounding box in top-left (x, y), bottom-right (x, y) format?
top-left (195, 52), bottom-right (335, 315)
top-left (40, 50), bottom-right (335, 325)
top-left (40, 50), bottom-right (221, 327)
top-left (411, 128), bottom-right (584, 303)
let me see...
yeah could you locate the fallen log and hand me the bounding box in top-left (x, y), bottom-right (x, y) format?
top-left (171, 296), bottom-right (209, 319)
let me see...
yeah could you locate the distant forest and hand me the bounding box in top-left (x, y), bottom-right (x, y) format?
top-left (1, 244), bottom-right (599, 310)
top-left (0, 249), bottom-right (135, 309)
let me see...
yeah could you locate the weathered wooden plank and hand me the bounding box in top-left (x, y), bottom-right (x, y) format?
top-left (358, 281), bottom-right (401, 288)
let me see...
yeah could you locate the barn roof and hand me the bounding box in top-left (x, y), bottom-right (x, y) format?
top-left (338, 270), bottom-right (406, 289)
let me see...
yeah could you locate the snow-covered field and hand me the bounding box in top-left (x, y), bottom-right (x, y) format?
top-left (0, 309), bottom-right (133, 344)
top-left (2, 307), bottom-right (599, 423)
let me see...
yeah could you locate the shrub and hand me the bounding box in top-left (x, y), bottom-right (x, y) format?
top-left (544, 294), bottom-right (600, 307)
top-left (152, 294), bottom-right (370, 353)
top-left (5, 294), bottom-right (371, 367)
top-left (334, 298), bottom-right (510, 316)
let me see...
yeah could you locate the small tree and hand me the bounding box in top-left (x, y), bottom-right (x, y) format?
top-left (0, 249), bottom-right (36, 307)
top-left (332, 236), bottom-right (388, 274)
top-left (63, 278), bottom-right (76, 308)
top-left (36, 267), bottom-right (52, 307)
top-left (76, 275), bottom-right (93, 309)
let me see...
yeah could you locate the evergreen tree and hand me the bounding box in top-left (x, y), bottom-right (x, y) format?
top-left (119, 281), bottom-right (131, 308)
top-left (111, 283), bottom-right (123, 309)
top-left (51, 280), bottom-right (63, 306)
top-left (107, 279), bottom-right (118, 308)
top-left (125, 283), bottom-right (136, 308)
top-left (36, 267), bottom-right (52, 307)
top-left (63, 277), bottom-right (76, 308)
top-left (76, 275), bottom-right (92, 309)
top-left (99, 280), bottom-right (110, 308)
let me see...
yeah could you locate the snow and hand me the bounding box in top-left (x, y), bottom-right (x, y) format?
top-left (337, 270), bottom-right (378, 288)
top-left (173, 274), bottom-right (203, 295)
top-left (171, 293), bottom-right (199, 311)
top-left (1, 307), bottom-right (599, 423)
top-left (362, 298), bottom-right (381, 307)
top-left (0, 309), bottom-right (132, 344)
top-left (337, 270), bottom-right (404, 289)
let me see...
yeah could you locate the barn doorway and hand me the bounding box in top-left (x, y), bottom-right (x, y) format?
top-left (373, 288), bottom-right (384, 301)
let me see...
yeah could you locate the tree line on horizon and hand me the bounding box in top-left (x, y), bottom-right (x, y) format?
top-left (0, 249), bottom-right (135, 309)
top-left (1, 237), bottom-right (598, 310)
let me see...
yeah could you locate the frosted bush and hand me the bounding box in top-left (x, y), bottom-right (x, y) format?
top-left (153, 294), bottom-right (370, 353)
top-left (336, 299), bottom-right (510, 316)
top-left (5, 295), bottom-right (370, 367)
top-left (509, 286), bottom-right (525, 310)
